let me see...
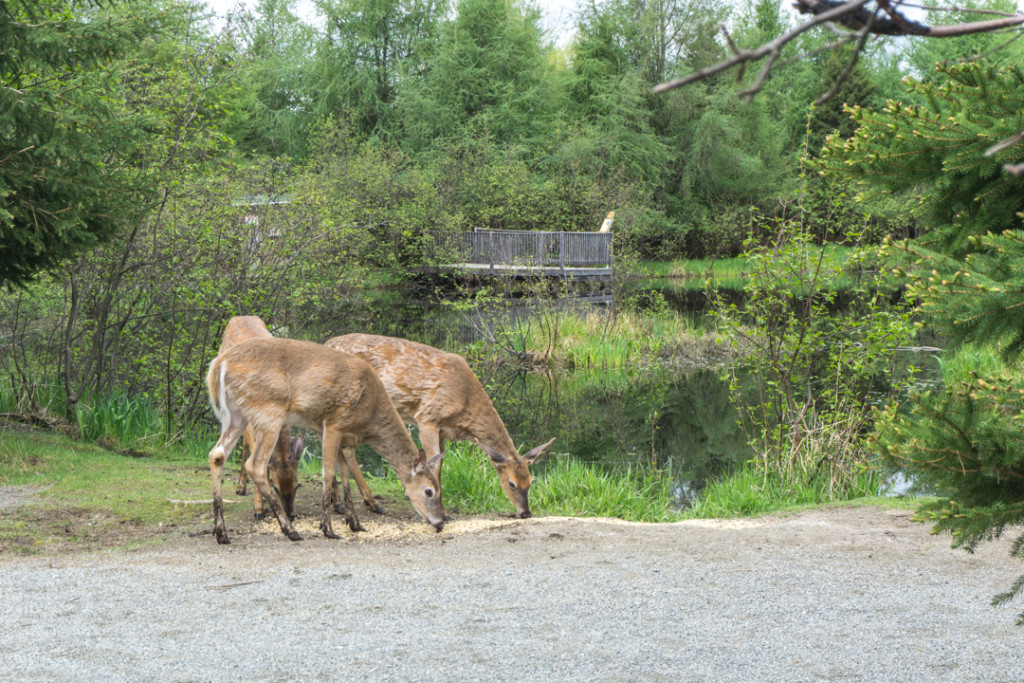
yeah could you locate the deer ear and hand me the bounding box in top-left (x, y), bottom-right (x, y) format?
top-left (412, 448), bottom-right (427, 475)
top-left (427, 452), bottom-right (444, 475)
top-left (522, 438), bottom-right (555, 465)
top-left (290, 436), bottom-right (305, 465)
top-left (480, 443), bottom-right (509, 464)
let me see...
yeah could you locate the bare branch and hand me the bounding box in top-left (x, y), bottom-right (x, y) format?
top-left (897, 2), bottom-right (1019, 19)
top-left (985, 131), bottom-right (1024, 157)
top-left (652, 0), bottom-right (1024, 97)
top-left (652, 0), bottom-right (871, 94)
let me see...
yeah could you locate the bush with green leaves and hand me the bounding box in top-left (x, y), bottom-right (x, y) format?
top-left (713, 203), bottom-right (916, 498)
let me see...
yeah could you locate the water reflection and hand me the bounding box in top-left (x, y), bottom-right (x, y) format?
top-left (478, 364), bottom-right (752, 488)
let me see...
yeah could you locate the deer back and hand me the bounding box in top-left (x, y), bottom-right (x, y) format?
top-left (220, 315), bottom-right (273, 351)
top-left (327, 334), bottom-right (505, 440)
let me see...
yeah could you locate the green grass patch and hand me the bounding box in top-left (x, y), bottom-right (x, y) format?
top-left (0, 429), bottom-right (211, 554)
top-left (514, 308), bottom-right (729, 370)
top-left (429, 442), bottom-right (682, 522)
top-left (685, 461), bottom-right (881, 519)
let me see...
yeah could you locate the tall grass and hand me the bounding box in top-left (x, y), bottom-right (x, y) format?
top-left (298, 441), bottom-right (683, 522)
top-left (513, 307), bottom-right (722, 369)
top-left (686, 461), bottom-right (879, 518)
top-left (437, 443), bottom-right (681, 521)
top-left (74, 393), bottom-right (167, 450)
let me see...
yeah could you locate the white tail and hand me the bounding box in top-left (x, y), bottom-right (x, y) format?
top-left (325, 333), bottom-right (554, 518)
top-left (216, 316), bottom-right (301, 520)
top-left (205, 337), bottom-right (445, 544)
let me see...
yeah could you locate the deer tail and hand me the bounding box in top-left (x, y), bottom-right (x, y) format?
top-left (207, 357), bottom-right (232, 427)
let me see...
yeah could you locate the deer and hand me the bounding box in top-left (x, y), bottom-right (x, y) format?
top-left (325, 333), bottom-right (555, 519)
top-left (218, 316), bottom-right (303, 520)
top-left (206, 337), bottom-right (446, 544)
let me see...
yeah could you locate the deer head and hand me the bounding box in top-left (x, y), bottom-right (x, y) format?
top-left (398, 449), bottom-right (446, 531)
top-left (268, 435), bottom-right (304, 519)
top-left (481, 438), bottom-right (555, 518)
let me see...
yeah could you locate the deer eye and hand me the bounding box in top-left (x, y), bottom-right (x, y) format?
top-left (424, 488), bottom-right (434, 498)
top-left (508, 480), bottom-right (517, 489)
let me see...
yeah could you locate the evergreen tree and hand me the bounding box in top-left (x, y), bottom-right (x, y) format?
top-left (312, 0), bottom-right (447, 140)
top-left (395, 0), bottom-right (557, 153)
top-left (819, 61), bottom-right (1024, 623)
top-left (0, 0), bottom-right (156, 286)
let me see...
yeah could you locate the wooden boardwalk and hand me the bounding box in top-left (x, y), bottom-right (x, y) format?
top-left (429, 229), bottom-right (613, 280)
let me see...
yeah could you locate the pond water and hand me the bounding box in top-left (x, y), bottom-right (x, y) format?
top-left (315, 275), bottom-right (939, 504)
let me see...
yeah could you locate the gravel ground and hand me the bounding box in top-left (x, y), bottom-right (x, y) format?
top-left (1, 506), bottom-right (1021, 682)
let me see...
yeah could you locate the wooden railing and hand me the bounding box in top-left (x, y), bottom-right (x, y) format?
top-left (429, 229), bottom-right (613, 272)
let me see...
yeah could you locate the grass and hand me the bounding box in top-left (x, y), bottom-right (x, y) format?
top-left (0, 429), bottom-right (211, 554)
top-left (297, 440), bottom-right (684, 522)
top-left (0, 425), bottom-right (917, 557)
top-left (511, 307), bottom-right (731, 370)
top-left (680, 460), bottom-right (927, 519)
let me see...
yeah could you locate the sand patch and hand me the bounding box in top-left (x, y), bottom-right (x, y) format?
top-left (254, 514), bottom-right (518, 540)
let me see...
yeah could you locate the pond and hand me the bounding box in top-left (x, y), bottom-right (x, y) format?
top-left (314, 274), bottom-right (940, 504)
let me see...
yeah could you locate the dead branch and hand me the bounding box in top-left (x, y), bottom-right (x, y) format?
top-left (652, 0), bottom-right (1024, 96)
top-left (166, 498), bottom-right (238, 505)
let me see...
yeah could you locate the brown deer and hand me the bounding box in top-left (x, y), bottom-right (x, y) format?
top-left (206, 337), bottom-right (445, 544)
top-left (325, 333), bottom-right (555, 518)
top-left (218, 316), bottom-right (303, 520)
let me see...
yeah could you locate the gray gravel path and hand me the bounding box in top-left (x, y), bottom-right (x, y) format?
top-left (0, 506), bottom-right (1020, 682)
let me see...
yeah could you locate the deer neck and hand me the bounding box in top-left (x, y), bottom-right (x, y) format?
top-left (365, 406), bottom-right (420, 476)
top-left (463, 401), bottom-right (518, 462)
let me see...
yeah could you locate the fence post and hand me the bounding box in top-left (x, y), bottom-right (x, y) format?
top-left (489, 231), bottom-right (494, 272)
top-left (559, 232), bottom-right (566, 276)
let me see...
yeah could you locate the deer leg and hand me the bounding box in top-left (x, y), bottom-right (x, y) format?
top-left (248, 428), bottom-right (301, 542)
top-left (341, 445), bottom-right (383, 514)
top-left (329, 459), bottom-right (353, 516)
top-left (320, 429), bottom-right (354, 537)
top-left (235, 427), bottom-right (252, 496)
top-left (209, 414), bottom-right (246, 545)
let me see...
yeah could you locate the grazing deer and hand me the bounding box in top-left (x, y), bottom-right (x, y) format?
top-left (325, 333), bottom-right (555, 518)
top-left (218, 316), bottom-right (303, 520)
top-left (206, 337), bottom-right (445, 544)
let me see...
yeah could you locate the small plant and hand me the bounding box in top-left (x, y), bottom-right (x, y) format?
top-left (711, 170), bottom-right (916, 499)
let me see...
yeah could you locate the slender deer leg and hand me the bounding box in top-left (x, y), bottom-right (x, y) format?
top-left (248, 428), bottom-right (301, 542)
top-left (235, 428), bottom-right (251, 496)
top-left (341, 446), bottom-right (383, 514)
top-left (321, 428), bottom-right (362, 537)
top-left (209, 414), bottom-right (246, 545)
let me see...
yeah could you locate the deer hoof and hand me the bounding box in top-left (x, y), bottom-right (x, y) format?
top-left (319, 521), bottom-right (340, 540)
top-left (285, 528), bottom-right (303, 542)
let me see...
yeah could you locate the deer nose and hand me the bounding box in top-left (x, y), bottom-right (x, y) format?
top-left (518, 509), bottom-right (532, 519)
top-left (433, 521), bottom-right (445, 532)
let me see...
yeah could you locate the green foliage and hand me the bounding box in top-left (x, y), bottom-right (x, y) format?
top-left (688, 460), bottom-right (879, 518)
top-left (0, 0), bottom-right (158, 286)
top-left (823, 58), bottom-right (1024, 622)
top-left (396, 0), bottom-right (557, 152)
top-left (818, 61), bottom-right (1024, 255)
top-left (902, 0), bottom-right (1024, 83)
top-left (530, 457), bottom-right (681, 521)
top-left (713, 197), bottom-right (916, 495)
